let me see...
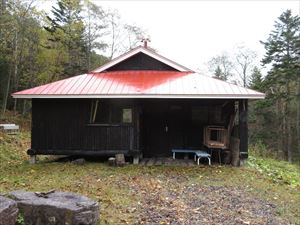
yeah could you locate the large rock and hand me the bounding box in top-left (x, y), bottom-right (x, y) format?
top-left (9, 190), bottom-right (99, 225)
top-left (0, 195), bottom-right (19, 225)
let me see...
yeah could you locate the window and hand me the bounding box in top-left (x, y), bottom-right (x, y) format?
top-left (122, 108), bottom-right (132, 123)
top-left (90, 100), bottom-right (110, 123)
top-left (89, 100), bottom-right (132, 124)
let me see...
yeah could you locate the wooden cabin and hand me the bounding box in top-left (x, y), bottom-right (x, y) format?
top-left (12, 45), bottom-right (264, 164)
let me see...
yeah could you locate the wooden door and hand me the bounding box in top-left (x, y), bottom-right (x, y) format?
top-left (143, 102), bottom-right (169, 157)
top-left (168, 104), bottom-right (186, 150)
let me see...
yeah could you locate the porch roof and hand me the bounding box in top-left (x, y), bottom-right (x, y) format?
top-left (12, 71), bottom-right (265, 99)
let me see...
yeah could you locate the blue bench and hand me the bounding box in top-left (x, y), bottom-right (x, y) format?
top-left (171, 149), bottom-right (211, 165)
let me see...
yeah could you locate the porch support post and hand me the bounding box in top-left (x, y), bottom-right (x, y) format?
top-left (239, 99), bottom-right (248, 165)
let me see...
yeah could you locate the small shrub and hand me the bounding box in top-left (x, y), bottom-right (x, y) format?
top-left (16, 213), bottom-right (25, 225)
top-left (249, 140), bottom-right (278, 159)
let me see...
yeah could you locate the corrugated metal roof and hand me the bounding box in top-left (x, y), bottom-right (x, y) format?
top-left (12, 71), bottom-right (265, 99)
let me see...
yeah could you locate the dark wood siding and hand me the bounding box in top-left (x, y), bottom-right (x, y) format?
top-left (32, 99), bottom-right (137, 155)
top-left (31, 98), bottom-right (246, 158)
top-left (106, 53), bottom-right (178, 71)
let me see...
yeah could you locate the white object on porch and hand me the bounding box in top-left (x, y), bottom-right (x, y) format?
top-left (171, 149), bottom-right (211, 165)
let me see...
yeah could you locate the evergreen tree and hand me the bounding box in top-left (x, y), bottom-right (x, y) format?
top-left (261, 10), bottom-right (300, 72)
top-left (259, 9), bottom-right (300, 162)
top-left (82, 0), bottom-right (108, 70)
top-left (45, 0), bottom-right (88, 76)
top-left (213, 65), bottom-right (223, 80)
top-left (249, 66), bottom-right (263, 91)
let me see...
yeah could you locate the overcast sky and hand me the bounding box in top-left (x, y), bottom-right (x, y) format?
top-left (98, 1), bottom-right (299, 74)
top-left (40, 0), bottom-right (300, 76)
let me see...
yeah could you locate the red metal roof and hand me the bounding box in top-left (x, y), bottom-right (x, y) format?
top-left (12, 71), bottom-right (265, 99)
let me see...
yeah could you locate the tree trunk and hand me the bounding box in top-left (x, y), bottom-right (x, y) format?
top-left (297, 79), bottom-right (300, 162)
top-left (109, 14), bottom-right (116, 60)
top-left (276, 97), bottom-right (282, 157)
top-left (0, 0), bottom-right (6, 15)
top-left (243, 66), bottom-right (247, 87)
top-left (22, 100), bottom-right (26, 115)
top-left (0, 66), bottom-right (12, 118)
top-left (282, 100), bottom-right (287, 160)
top-left (0, 30), bottom-right (17, 118)
top-left (87, 3), bottom-right (91, 71)
top-left (286, 83), bottom-right (292, 162)
top-left (12, 30), bottom-right (20, 115)
top-left (287, 119), bottom-right (292, 162)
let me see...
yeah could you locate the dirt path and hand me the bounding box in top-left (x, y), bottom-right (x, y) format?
top-left (127, 175), bottom-right (289, 225)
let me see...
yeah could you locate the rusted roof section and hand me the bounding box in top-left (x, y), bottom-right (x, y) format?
top-left (12, 71), bottom-right (265, 99)
top-left (93, 46), bottom-right (193, 72)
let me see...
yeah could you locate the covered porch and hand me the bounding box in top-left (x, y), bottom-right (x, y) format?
top-left (27, 97), bottom-right (247, 165)
top-left (137, 98), bottom-right (247, 164)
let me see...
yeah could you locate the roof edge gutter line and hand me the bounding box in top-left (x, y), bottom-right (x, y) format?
top-left (12, 94), bottom-right (265, 99)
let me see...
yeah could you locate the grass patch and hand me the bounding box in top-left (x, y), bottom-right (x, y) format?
top-left (248, 156), bottom-right (300, 187)
top-left (0, 131), bottom-right (299, 224)
top-left (0, 132), bottom-right (29, 167)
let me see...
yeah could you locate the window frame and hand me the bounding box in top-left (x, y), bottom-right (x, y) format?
top-left (88, 100), bottom-right (133, 126)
